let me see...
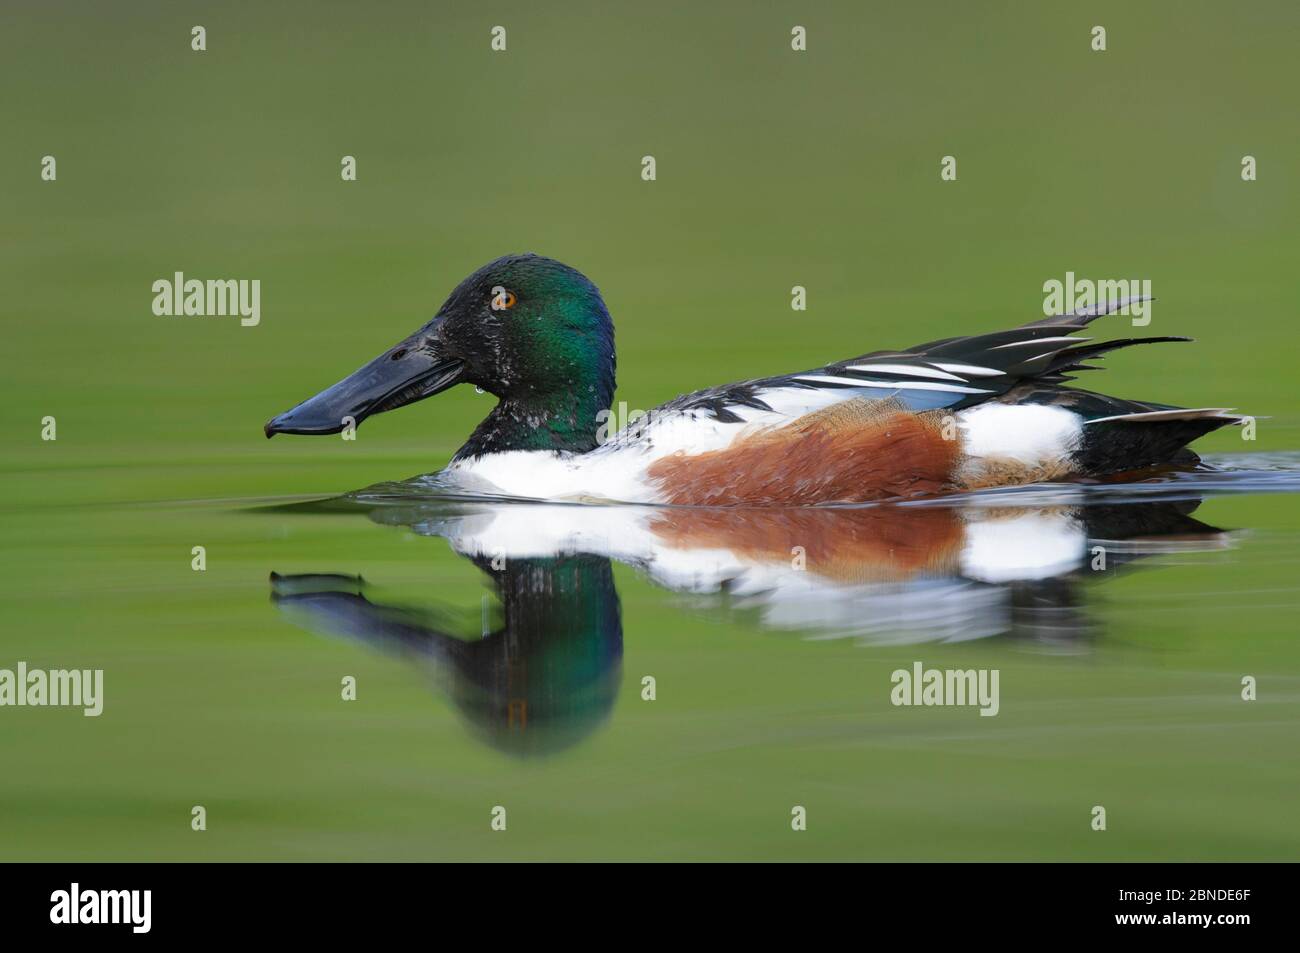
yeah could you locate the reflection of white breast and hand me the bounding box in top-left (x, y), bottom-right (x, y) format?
top-left (418, 504), bottom-right (660, 564)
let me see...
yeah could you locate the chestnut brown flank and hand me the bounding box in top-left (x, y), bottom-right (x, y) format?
top-left (647, 398), bottom-right (961, 505)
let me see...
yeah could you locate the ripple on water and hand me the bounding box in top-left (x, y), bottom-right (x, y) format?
top-left (341, 452), bottom-right (1300, 511)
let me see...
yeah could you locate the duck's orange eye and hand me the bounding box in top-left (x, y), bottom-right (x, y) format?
top-left (491, 286), bottom-right (517, 311)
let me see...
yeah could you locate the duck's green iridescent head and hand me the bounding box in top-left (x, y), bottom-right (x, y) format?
top-left (265, 254), bottom-right (616, 458)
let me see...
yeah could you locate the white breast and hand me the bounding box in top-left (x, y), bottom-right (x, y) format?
top-left (438, 405), bottom-right (762, 503)
top-left (439, 449), bottom-right (656, 503)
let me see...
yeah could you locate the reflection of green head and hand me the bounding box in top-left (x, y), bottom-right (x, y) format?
top-left (270, 552), bottom-right (623, 759)
top-left (446, 554), bottom-right (623, 757)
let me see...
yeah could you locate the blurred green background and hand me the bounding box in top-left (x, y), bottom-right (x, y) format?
top-left (1, 1), bottom-right (1297, 860)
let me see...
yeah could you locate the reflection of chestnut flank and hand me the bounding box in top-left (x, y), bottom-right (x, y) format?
top-left (650, 502), bottom-right (964, 582)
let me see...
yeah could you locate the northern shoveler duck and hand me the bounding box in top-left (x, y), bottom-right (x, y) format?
top-left (265, 254), bottom-right (1243, 505)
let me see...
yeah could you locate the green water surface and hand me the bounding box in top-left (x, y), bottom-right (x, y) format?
top-left (1, 1), bottom-right (1298, 860)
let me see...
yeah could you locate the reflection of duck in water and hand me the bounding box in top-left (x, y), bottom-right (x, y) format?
top-left (395, 497), bottom-right (1228, 646)
top-left (271, 553), bottom-right (621, 757)
top-left (270, 496), bottom-right (1228, 755)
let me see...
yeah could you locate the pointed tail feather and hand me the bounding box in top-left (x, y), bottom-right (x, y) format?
top-left (1019, 295), bottom-right (1154, 330)
top-left (1043, 336), bottom-right (1191, 379)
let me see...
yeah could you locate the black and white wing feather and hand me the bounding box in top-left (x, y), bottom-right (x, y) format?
top-left (660, 295), bottom-right (1178, 424)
